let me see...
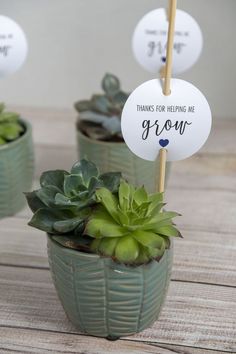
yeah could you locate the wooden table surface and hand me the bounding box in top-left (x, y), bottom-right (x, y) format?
top-left (0, 108), bottom-right (236, 354)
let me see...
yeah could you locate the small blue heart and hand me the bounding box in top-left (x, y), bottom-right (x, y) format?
top-left (159, 139), bottom-right (169, 148)
top-left (161, 56), bottom-right (166, 63)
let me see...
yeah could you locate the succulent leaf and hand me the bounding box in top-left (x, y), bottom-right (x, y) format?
top-left (132, 230), bottom-right (165, 249)
top-left (96, 188), bottom-right (120, 223)
top-left (143, 212), bottom-right (181, 231)
top-left (40, 170), bottom-right (68, 191)
top-left (115, 236), bottom-right (139, 263)
top-left (102, 116), bottom-right (121, 134)
top-left (113, 91), bottom-right (129, 106)
top-left (35, 186), bottom-right (61, 207)
top-left (86, 207), bottom-right (126, 238)
top-left (91, 95), bottom-right (112, 115)
top-left (155, 225), bottom-right (183, 238)
top-left (133, 186), bottom-right (148, 205)
top-left (74, 100), bottom-right (92, 113)
top-left (96, 237), bottom-right (119, 257)
top-left (64, 174), bottom-right (84, 196)
top-left (102, 73), bottom-right (120, 98)
top-left (71, 159), bottom-right (99, 185)
top-left (53, 218), bottom-right (83, 233)
top-left (25, 191), bottom-right (47, 213)
top-left (28, 208), bottom-right (73, 233)
top-left (99, 172), bottom-right (121, 192)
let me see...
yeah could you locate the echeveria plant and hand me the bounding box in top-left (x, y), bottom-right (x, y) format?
top-left (26, 160), bottom-right (181, 265)
top-left (86, 180), bottom-right (182, 264)
top-left (74, 73), bottom-right (129, 141)
top-left (26, 160), bottom-right (121, 242)
top-left (0, 103), bottom-right (24, 145)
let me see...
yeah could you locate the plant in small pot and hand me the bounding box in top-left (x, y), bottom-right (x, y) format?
top-left (0, 103), bottom-right (34, 217)
top-left (26, 159), bottom-right (181, 339)
top-left (74, 74), bottom-right (170, 192)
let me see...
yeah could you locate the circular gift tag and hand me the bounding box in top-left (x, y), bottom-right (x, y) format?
top-left (132, 8), bottom-right (203, 74)
top-left (121, 79), bottom-right (211, 162)
top-left (0, 15), bottom-right (28, 77)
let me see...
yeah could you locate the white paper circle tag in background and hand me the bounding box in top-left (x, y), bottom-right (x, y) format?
top-left (0, 15), bottom-right (28, 77)
top-left (132, 9), bottom-right (203, 74)
top-left (121, 79), bottom-right (211, 162)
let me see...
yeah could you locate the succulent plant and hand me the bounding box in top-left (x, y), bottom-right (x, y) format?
top-left (86, 180), bottom-right (182, 265)
top-left (26, 159), bottom-right (121, 250)
top-left (74, 73), bottom-right (129, 141)
top-left (26, 160), bottom-right (182, 265)
top-left (0, 103), bottom-right (24, 145)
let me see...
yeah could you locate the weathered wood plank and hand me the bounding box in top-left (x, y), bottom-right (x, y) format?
top-left (0, 265), bottom-right (235, 352)
top-left (172, 230), bottom-right (236, 286)
top-left (0, 327), bottom-right (226, 354)
top-left (166, 188), bottom-right (236, 234)
top-left (0, 219), bottom-right (47, 268)
top-left (168, 154), bottom-right (236, 191)
top-left (1, 217), bottom-right (236, 287)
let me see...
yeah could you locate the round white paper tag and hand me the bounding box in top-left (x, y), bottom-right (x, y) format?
top-left (121, 79), bottom-right (211, 162)
top-left (0, 15), bottom-right (28, 77)
top-left (132, 8), bottom-right (203, 74)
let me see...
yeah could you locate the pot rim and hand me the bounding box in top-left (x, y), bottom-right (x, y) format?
top-left (0, 117), bottom-right (32, 152)
top-left (77, 126), bottom-right (126, 147)
top-left (47, 233), bottom-right (171, 267)
top-left (48, 234), bottom-right (101, 260)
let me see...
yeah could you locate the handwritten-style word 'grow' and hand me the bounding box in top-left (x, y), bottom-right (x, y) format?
top-left (141, 119), bottom-right (192, 140)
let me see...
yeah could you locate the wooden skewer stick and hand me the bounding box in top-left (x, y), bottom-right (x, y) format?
top-left (157, 0), bottom-right (177, 193)
top-left (159, 65), bottom-right (166, 79)
top-left (163, 0), bottom-right (177, 96)
top-left (158, 148), bottom-right (167, 193)
top-left (160, 0), bottom-right (172, 77)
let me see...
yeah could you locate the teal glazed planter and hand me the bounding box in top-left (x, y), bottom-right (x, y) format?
top-left (77, 130), bottom-right (170, 193)
top-left (47, 235), bottom-right (173, 338)
top-left (0, 119), bottom-right (34, 217)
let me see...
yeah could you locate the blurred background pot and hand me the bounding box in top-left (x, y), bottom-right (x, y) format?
top-left (47, 235), bottom-right (173, 339)
top-left (77, 129), bottom-right (170, 192)
top-left (0, 118), bottom-right (34, 217)
top-left (75, 74), bottom-right (170, 192)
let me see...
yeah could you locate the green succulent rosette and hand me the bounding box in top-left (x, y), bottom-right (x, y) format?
top-left (86, 180), bottom-right (182, 264)
top-left (75, 73), bottom-right (129, 140)
top-left (0, 103), bottom-right (24, 145)
top-left (26, 159), bottom-right (121, 237)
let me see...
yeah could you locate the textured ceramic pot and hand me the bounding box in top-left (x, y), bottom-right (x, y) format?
top-left (77, 130), bottom-right (170, 193)
top-left (0, 119), bottom-right (34, 217)
top-left (47, 235), bottom-right (173, 339)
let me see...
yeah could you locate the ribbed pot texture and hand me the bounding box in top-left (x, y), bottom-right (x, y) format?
top-left (47, 235), bottom-right (173, 338)
top-left (77, 130), bottom-right (170, 193)
top-left (0, 119), bottom-right (34, 218)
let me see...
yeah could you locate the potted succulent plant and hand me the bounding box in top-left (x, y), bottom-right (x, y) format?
top-left (0, 103), bottom-right (34, 217)
top-left (26, 159), bottom-right (181, 339)
top-left (74, 74), bottom-right (170, 192)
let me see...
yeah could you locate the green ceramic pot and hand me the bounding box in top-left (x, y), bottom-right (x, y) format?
top-left (0, 119), bottom-right (34, 218)
top-left (47, 235), bottom-right (173, 339)
top-left (77, 130), bottom-right (170, 193)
